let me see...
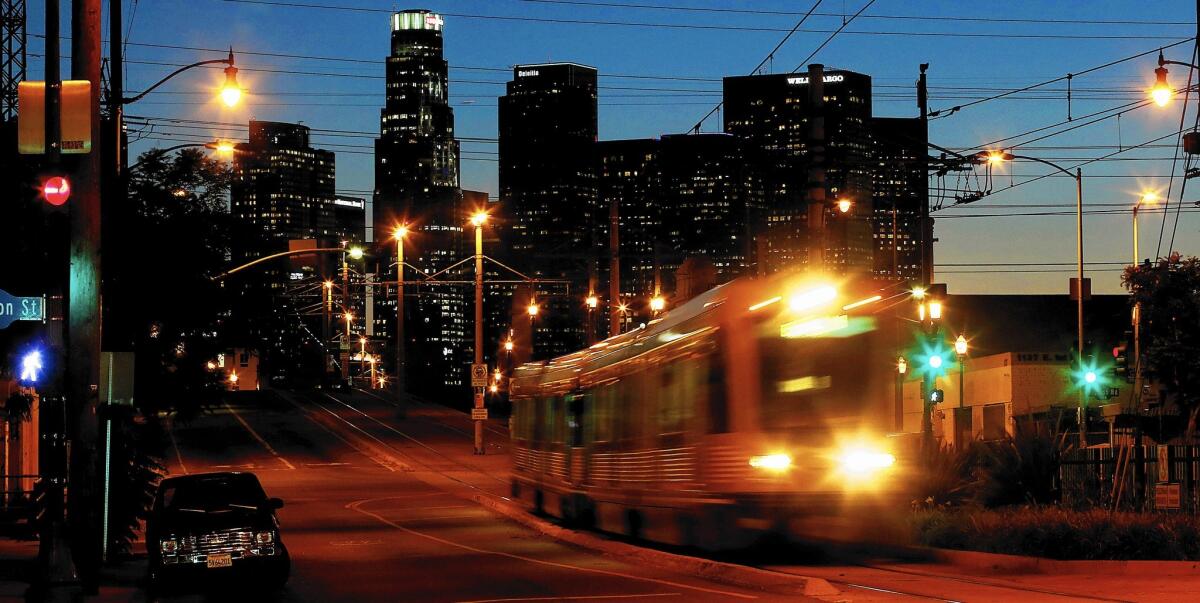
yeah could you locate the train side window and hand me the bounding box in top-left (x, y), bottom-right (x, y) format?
top-left (707, 352), bottom-right (729, 434)
top-left (594, 383), bottom-right (614, 443)
top-left (566, 393), bottom-right (584, 447)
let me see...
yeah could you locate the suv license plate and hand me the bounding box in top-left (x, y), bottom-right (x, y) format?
top-left (206, 553), bottom-right (233, 568)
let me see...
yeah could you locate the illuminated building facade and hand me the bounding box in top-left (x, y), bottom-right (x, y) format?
top-left (229, 120), bottom-right (338, 384)
top-left (373, 9), bottom-right (467, 394)
top-left (869, 117), bottom-right (926, 281)
top-left (723, 70), bottom-right (874, 275)
top-left (499, 62), bottom-right (598, 358)
top-left (595, 134), bottom-right (756, 321)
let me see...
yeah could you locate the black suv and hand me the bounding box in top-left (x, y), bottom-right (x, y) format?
top-left (146, 472), bottom-right (290, 589)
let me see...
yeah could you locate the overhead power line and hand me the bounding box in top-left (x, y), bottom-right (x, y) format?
top-left (510, 0), bottom-right (1193, 26)
top-left (217, 0), bottom-right (1190, 40)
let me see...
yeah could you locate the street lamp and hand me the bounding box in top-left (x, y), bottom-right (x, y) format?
top-left (220, 59), bottom-right (243, 108)
top-left (586, 294), bottom-right (599, 309)
top-left (1148, 51), bottom-right (1200, 107)
top-left (836, 198), bottom-right (853, 213)
top-left (895, 355), bottom-right (907, 431)
top-left (527, 301), bottom-right (540, 317)
top-left (955, 335), bottom-right (969, 410)
top-left (393, 225), bottom-right (408, 403)
top-left (649, 295), bottom-right (666, 314)
top-left (979, 150), bottom-right (1086, 446)
top-left (471, 211), bottom-right (488, 455)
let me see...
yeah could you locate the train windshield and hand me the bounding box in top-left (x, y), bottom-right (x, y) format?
top-left (758, 324), bottom-right (875, 431)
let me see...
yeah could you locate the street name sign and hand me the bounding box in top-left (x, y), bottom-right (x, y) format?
top-left (0, 289), bottom-right (45, 329)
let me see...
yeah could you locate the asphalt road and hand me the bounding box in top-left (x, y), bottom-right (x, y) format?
top-left (112, 388), bottom-right (1200, 603)
top-left (157, 389), bottom-right (768, 602)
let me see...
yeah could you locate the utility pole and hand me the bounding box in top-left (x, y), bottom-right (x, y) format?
top-left (67, 0), bottom-right (102, 591)
top-left (1075, 168), bottom-right (1086, 448)
top-left (918, 63), bottom-right (932, 288)
top-left (395, 231), bottom-right (406, 403)
top-left (37, 0), bottom-right (79, 595)
top-left (805, 63), bottom-right (826, 272)
top-left (108, 0), bottom-right (121, 175)
top-left (473, 215), bottom-right (485, 455)
top-left (608, 195), bottom-right (620, 337)
top-left (341, 247), bottom-right (350, 381)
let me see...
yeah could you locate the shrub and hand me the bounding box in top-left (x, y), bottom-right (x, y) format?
top-left (913, 507), bottom-right (1200, 560)
top-left (973, 422), bottom-right (1072, 507)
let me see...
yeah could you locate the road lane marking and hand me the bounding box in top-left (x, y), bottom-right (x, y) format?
top-left (347, 497), bottom-right (757, 600)
top-left (223, 402), bottom-right (296, 470)
top-left (283, 394), bottom-right (400, 473)
top-left (167, 417), bottom-right (189, 475)
top-left (320, 393), bottom-right (508, 487)
top-left (458, 594), bottom-right (682, 603)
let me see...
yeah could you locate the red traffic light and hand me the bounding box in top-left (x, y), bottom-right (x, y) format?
top-left (41, 176), bottom-right (71, 205)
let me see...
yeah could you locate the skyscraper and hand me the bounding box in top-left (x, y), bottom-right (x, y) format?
top-left (499, 63), bottom-right (598, 358)
top-left (595, 138), bottom-right (660, 304)
top-left (724, 69), bottom-right (874, 275)
top-left (595, 134), bottom-right (756, 322)
top-left (374, 9), bottom-right (466, 395)
top-left (229, 120), bottom-right (338, 383)
top-left (231, 120), bottom-right (337, 261)
top-left (870, 117), bottom-right (926, 281)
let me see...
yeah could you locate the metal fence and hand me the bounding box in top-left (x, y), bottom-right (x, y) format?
top-left (1061, 445), bottom-right (1200, 512)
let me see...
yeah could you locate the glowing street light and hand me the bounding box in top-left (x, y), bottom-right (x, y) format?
top-left (213, 140), bottom-right (236, 157)
top-left (649, 296), bottom-right (666, 313)
top-left (1153, 52), bottom-right (1173, 107)
top-left (585, 295), bottom-right (599, 309)
top-left (470, 211), bottom-right (488, 227)
top-left (897, 356), bottom-right (907, 375)
top-left (348, 246), bottom-right (364, 260)
top-left (504, 339), bottom-right (514, 352)
top-left (836, 198), bottom-right (852, 213)
top-left (394, 225), bottom-right (409, 241)
top-left (527, 302), bottom-right (540, 317)
top-left (220, 51), bottom-right (243, 107)
top-left (954, 335), bottom-right (968, 357)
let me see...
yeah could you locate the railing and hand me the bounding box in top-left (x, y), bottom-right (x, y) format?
top-left (1061, 446), bottom-right (1200, 512)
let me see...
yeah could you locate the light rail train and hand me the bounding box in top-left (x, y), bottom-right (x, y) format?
top-left (509, 274), bottom-right (918, 549)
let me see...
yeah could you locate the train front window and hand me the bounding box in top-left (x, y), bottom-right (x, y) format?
top-left (758, 333), bottom-right (871, 430)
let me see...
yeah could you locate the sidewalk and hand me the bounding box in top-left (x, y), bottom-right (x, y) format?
top-left (0, 536), bottom-right (38, 599)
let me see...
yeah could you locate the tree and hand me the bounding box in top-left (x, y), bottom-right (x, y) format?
top-left (1123, 256), bottom-right (1200, 440)
top-left (106, 147), bottom-right (235, 417)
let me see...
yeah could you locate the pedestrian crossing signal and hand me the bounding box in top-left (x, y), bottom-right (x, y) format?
top-left (927, 389), bottom-right (944, 405)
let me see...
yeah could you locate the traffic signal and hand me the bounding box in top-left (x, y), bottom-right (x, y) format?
top-left (1113, 340), bottom-right (1130, 383)
top-left (1072, 355), bottom-right (1109, 398)
top-left (40, 175), bottom-right (71, 206)
top-left (927, 388), bottom-right (945, 405)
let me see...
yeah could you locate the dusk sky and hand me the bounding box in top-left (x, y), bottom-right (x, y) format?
top-left (28, 0), bottom-right (1200, 294)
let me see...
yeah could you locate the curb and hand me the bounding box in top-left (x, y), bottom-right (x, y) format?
top-left (472, 493), bottom-right (839, 598)
top-left (929, 547), bottom-right (1200, 575)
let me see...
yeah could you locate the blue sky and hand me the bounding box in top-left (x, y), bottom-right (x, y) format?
top-left (26, 0), bottom-right (1200, 293)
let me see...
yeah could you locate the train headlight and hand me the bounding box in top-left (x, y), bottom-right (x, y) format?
top-left (837, 447), bottom-right (895, 476)
top-left (748, 453), bottom-right (792, 472)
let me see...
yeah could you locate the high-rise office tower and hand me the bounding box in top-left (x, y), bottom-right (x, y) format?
top-left (374, 9), bottom-right (466, 395)
top-left (870, 117), bottom-right (926, 281)
top-left (229, 120), bottom-right (338, 383)
top-left (595, 138), bottom-right (660, 305)
top-left (595, 134), bottom-right (756, 324)
top-left (499, 63), bottom-right (598, 358)
top-left (724, 69), bottom-right (874, 275)
top-left (231, 120), bottom-right (337, 260)
top-left (659, 133), bottom-right (757, 284)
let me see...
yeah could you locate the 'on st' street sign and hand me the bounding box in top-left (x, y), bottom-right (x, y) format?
top-left (0, 288), bottom-right (45, 329)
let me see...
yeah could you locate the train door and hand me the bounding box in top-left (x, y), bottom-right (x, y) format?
top-left (565, 391), bottom-right (585, 486)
